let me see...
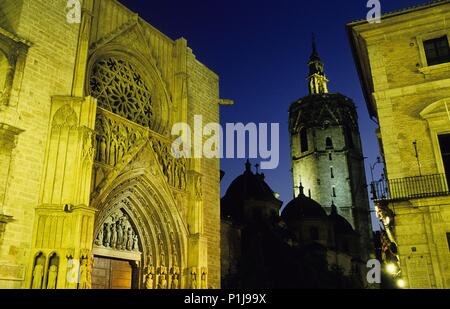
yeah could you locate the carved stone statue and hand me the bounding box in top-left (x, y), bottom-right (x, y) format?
top-left (31, 257), bottom-right (44, 289)
top-left (126, 228), bottom-right (133, 251)
top-left (117, 223), bottom-right (123, 248)
top-left (159, 266), bottom-right (167, 289)
top-left (122, 226), bottom-right (128, 250)
top-left (145, 273), bottom-right (154, 289)
top-left (95, 226), bottom-right (104, 246)
top-left (78, 259), bottom-right (89, 289)
top-left (47, 265), bottom-right (58, 289)
top-left (201, 268), bottom-right (208, 289)
top-left (145, 265), bottom-right (155, 289)
top-left (99, 137), bottom-right (107, 162)
top-left (104, 223), bottom-right (111, 247)
top-left (132, 235), bottom-right (139, 251)
top-left (111, 223), bottom-right (117, 249)
top-left (110, 139), bottom-right (116, 166)
top-left (171, 266), bottom-right (180, 289)
top-left (190, 267), bottom-right (198, 289)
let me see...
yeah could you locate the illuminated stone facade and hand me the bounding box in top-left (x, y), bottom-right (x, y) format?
top-left (348, 0), bottom-right (450, 288)
top-left (0, 0), bottom-right (221, 289)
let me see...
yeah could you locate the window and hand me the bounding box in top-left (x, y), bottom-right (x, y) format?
top-left (300, 127), bottom-right (309, 153)
top-left (332, 187), bottom-right (337, 197)
top-left (326, 137), bottom-right (334, 149)
top-left (329, 153), bottom-right (333, 161)
top-left (447, 233), bottom-right (450, 251)
top-left (330, 167), bottom-right (334, 179)
top-left (424, 36), bottom-right (450, 66)
top-left (310, 227), bottom-right (319, 241)
top-left (438, 134), bottom-right (450, 185)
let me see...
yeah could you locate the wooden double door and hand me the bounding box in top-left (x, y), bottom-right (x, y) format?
top-left (91, 256), bottom-right (137, 289)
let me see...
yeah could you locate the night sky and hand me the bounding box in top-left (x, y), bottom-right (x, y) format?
top-left (120, 0), bottom-right (427, 218)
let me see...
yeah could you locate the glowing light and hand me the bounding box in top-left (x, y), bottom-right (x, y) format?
top-left (386, 263), bottom-right (397, 274)
top-left (385, 217), bottom-right (390, 225)
top-left (397, 279), bottom-right (406, 288)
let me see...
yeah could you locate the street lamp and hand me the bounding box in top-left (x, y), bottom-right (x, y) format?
top-left (370, 156), bottom-right (383, 200)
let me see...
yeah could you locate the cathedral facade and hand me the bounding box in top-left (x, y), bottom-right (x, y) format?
top-left (0, 0), bottom-right (221, 289)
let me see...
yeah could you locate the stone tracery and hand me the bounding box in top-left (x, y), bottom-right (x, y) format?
top-left (90, 57), bottom-right (154, 128)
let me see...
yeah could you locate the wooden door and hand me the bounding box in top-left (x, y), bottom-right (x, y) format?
top-left (110, 259), bottom-right (132, 289)
top-left (91, 256), bottom-right (133, 289)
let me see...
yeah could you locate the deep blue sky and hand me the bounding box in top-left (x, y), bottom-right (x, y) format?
top-left (120, 0), bottom-right (427, 213)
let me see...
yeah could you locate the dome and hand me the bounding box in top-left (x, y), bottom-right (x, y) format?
top-left (329, 203), bottom-right (356, 235)
top-left (221, 160), bottom-right (281, 219)
top-left (281, 185), bottom-right (327, 222)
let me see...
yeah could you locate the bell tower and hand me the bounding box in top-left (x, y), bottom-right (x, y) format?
top-left (289, 39), bottom-right (373, 260)
top-left (307, 36), bottom-right (329, 95)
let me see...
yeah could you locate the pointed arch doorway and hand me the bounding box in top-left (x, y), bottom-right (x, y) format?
top-left (91, 208), bottom-right (142, 289)
top-left (90, 169), bottom-right (188, 290)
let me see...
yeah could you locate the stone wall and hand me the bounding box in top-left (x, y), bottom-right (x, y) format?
top-left (0, 0), bottom-right (81, 288)
top-left (350, 2), bottom-right (450, 288)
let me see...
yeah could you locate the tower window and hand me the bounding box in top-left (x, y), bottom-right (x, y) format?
top-left (310, 227), bottom-right (319, 241)
top-left (300, 127), bottom-right (309, 153)
top-left (317, 178), bottom-right (321, 186)
top-left (329, 153), bottom-right (332, 161)
top-left (332, 187), bottom-right (337, 197)
top-left (330, 167), bottom-right (334, 178)
top-left (424, 36), bottom-right (450, 66)
top-left (326, 137), bottom-right (334, 149)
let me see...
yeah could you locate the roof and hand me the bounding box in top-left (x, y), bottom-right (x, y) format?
top-left (281, 187), bottom-right (328, 224)
top-left (329, 207), bottom-right (356, 236)
top-left (221, 161), bottom-right (282, 220)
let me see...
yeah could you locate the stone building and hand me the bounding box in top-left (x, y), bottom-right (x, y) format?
top-left (220, 161), bottom-right (367, 288)
top-left (348, 0), bottom-right (450, 288)
top-left (288, 40), bottom-right (373, 261)
top-left (0, 0), bottom-right (222, 289)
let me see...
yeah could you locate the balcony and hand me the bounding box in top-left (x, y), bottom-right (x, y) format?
top-left (371, 174), bottom-right (450, 202)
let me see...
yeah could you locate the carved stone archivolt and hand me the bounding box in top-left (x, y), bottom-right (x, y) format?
top-left (93, 109), bottom-right (187, 193)
top-left (92, 171), bottom-right (188, 288)
top-left (152, 139), bottom-right (187, 191)
top-left (90, 57), bottom-right (154, 128)
top-left (94, 109), bottom-right (147, 167)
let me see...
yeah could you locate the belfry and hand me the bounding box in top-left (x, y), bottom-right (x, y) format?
top-left (288, 38), bottom-right (373, 260)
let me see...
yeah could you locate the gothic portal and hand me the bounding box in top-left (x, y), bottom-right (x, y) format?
top-left (0, 0), bottom-right (221, 289)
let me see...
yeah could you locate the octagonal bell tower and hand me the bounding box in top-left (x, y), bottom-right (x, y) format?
top-left (288, 38), bottom-right (372, 259)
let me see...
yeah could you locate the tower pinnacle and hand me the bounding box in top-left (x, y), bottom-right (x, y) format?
top-left (307, 35), bottom-right (329, 95)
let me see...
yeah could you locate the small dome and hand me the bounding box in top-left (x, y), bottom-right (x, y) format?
top-left (221, 160), bottom-right (281, 219)
top-left (329, 203), bottom-right (356, 235)
top-left (281, 185), bottom-right (327, 222)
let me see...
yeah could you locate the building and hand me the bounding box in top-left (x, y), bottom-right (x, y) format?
top-left (288, 40), bottom-right (373, 261)
top-left (0, 0), bottom-right (222, 289)
top-left (348, 0), bottom-right (450, 288)
top-left (220, 161), bottom-right (367, 288)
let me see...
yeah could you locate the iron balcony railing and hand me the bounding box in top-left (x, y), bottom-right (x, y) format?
top-left (371, 174), bottom-right (450, 202)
